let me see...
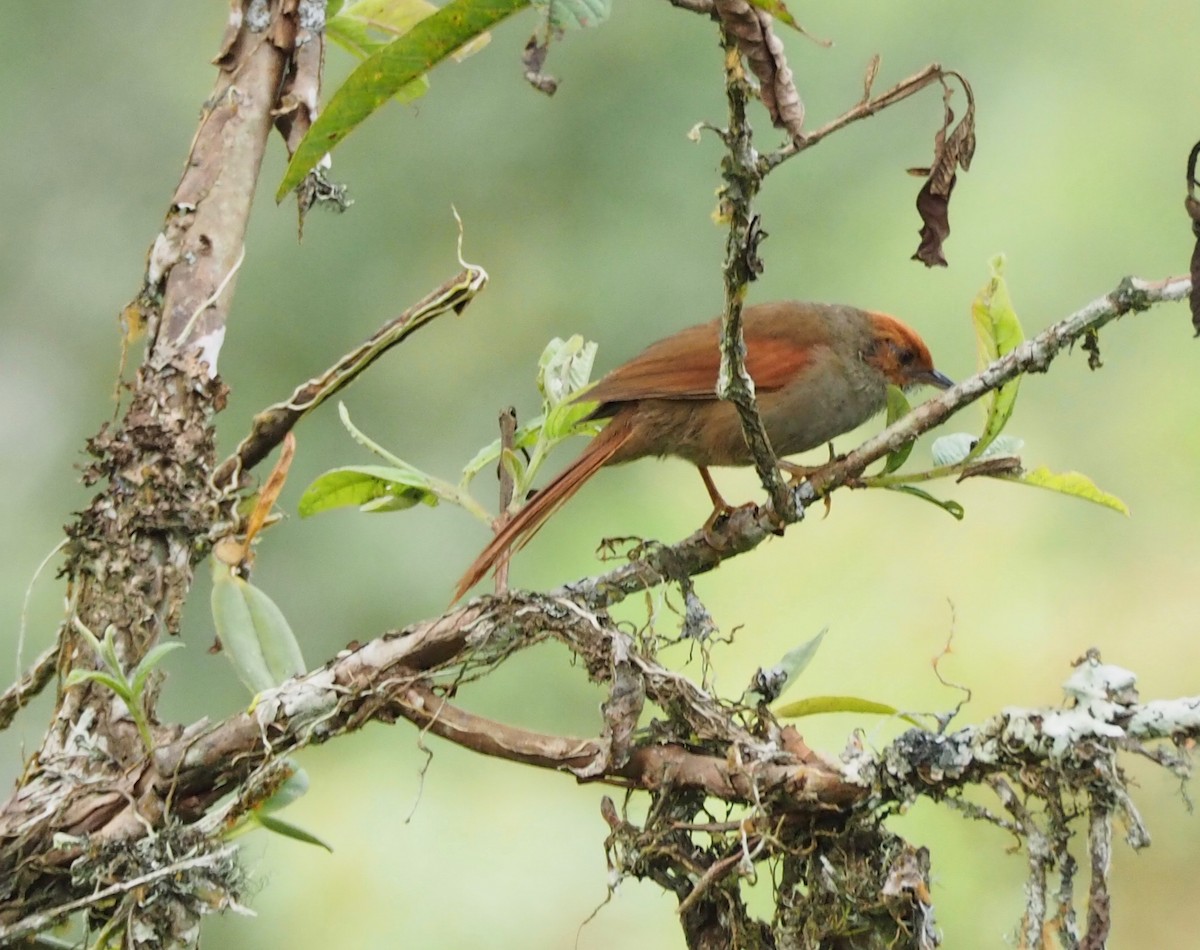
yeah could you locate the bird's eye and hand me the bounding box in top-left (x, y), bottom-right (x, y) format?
top-left (898, 348), bottom-right (916, 366)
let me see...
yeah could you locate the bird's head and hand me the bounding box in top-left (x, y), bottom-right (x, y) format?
top-left (862, 312), bottom-right (954, 391)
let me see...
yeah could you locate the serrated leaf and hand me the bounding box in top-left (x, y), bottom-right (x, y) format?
top-left (536, 335), bottom-right (598, 409)
top-left (886, 484), bottom-right (965, 520)
top-left (930, 432), bottom-right (974, 467)
top-left (298, 466), bottom-right (439, 516)
top-left (970, 255), bottom-right (1024, 458)
top-left (931, 432), bottom-right (1026, 468)
top-left (254, 813), bottom-right (334, 852)
top-left (775, 694), bottom-right (929, 729)
top-left (1002, 466), bottom-right (1130, 516)
top-left (882, 385), bottom-right (914, 473)
top-left (278, 0), bottom-right (529, 200)
top-left (982, 435), bottom-right (1024, 457)
top-left (536, 0), bottom-right (611, 31)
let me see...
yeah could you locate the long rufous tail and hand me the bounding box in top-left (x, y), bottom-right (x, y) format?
top-left (452, 416), bottom-right (633, 601)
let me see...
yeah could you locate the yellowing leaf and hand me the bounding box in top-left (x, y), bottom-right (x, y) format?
top-left (882, 384), bottom-right (914, 473)
top-left (775, 695), bottom-right (930, 729)
top-left (970, 255), bottom-right (1024, 457)
top-left (1003, 466), bottom-right (1130, 516)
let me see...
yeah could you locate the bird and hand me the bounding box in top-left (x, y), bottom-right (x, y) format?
top-left (454, 301), bottom-right (952, 599)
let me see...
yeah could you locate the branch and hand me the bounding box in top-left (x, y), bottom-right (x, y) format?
top-left (213, 262), bottom-right (489, 487)
top-left (759, 62), bottom-right (948, 172)
top-left (562, 274), bottom-right (1192, 611)
top-left (713, 27), bottom-right (793, 517)
top-left (147, 6), bottom-right (297, 363)
top-left (0, 646), bottom-right (58, 732)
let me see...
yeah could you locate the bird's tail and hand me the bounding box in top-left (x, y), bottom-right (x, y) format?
top-left (453, 416), bottom-right (633, 601)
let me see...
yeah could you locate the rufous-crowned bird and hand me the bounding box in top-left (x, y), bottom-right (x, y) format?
top-left (455, 301), bottom-right (952, 599)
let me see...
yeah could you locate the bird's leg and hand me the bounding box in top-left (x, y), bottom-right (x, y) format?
top-left (697, 465), bottom-right (737, 544)
top-left (698, 465), bottom-right (732, 511)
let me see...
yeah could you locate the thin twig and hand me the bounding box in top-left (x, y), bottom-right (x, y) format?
top-left (493, 406), bottom-right (519, 594)
top-left (760, 63), bottom-right (946, 173)
top-left (213, 263), bottom-right (488, 487)
top-left (0, 646), bottom-right (59, 732)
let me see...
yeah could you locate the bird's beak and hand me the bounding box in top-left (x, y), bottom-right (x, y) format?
top-left (917, 368), bottom-right (955, 390)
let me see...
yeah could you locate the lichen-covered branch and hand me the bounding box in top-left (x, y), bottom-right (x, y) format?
top-left (0, 4), bottom-right (314, 941)
top-left (714, 29), bottom-right (793, 518)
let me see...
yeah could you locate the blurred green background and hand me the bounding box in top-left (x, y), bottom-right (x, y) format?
top-left (2, 2), bottom-right (1198, 946)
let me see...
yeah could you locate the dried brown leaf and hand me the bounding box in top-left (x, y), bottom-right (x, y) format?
top-left (911, 74), bottom-right (974, 267)
top-left (715, 0), bottom-right (805, 139)
top-left (912, 174), bottom-right (954, 268)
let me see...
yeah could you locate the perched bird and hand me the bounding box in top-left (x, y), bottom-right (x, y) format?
top-left (455, 301), bottom-right (952, 599)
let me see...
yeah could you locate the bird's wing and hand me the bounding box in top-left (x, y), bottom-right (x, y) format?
top-left (582, 320), bottom-right (820, 410)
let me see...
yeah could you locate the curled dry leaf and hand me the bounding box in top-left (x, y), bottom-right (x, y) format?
top-left (911, 74), bottom-right (975, 267)
top-left (714, 0), bottom-right (805, 139)
top-left (1185, 140), bottom-right (1200, 334)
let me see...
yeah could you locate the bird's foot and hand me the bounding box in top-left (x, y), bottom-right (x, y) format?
top-left (779, 459), bottom-right (820, 484)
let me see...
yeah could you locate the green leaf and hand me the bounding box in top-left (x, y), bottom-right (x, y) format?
top-left (535, 0), bottom-right (611, 30)
top-left (745, 0), bottom-right (799, 29)
top-left (241, 581), bottom-right (308, 684)
top-left (211, 567), bottom-right (306, 694)
top-left (298, 466), bottom-right (440, 516)
top-left (327, 0), bottom-right (465, 103)
top-left (130, 641), bottom-right (185, 700)
top-left (969, 255), bottom-right (1024, 458)
top-left (254, 813), bottom-right (334, 853)
top-left (212, 569), bottom-right (276, 694)
top-left (744, 627), bottom-right (827, 704)
top-left (885, 484), bottom-right (965, 520)
top-left (775, 695), bottom-right (930, 729)
top-left (95, 626), bottom-right (122, 676)
top-left (931, 432), bottom-right (1024, 467)
top-left (278, 0), bottom-right (530, 200)
top-left (543, 397), bottom-right (602, 442)
top-left (460, 420), bottom-right (543, 487)
top-left (882, 385), bottom-right (914, 473)
top-left (1002, 466), bottom-right (1130, 516)
top-left (460, 335), bottom-right (602, 489)
top-left (63, 669), bottom-right (130, 699)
